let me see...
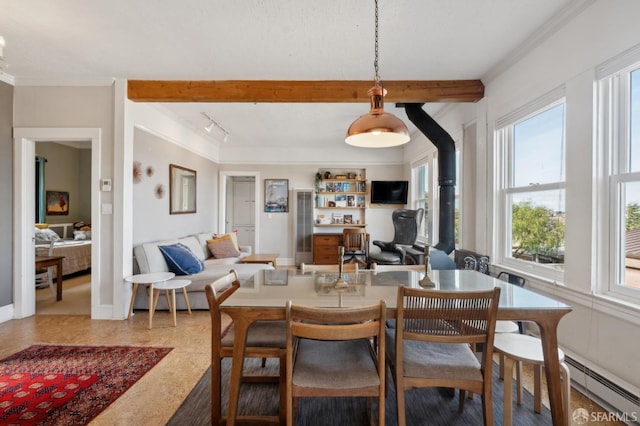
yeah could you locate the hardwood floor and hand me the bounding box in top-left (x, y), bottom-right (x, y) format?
top-left (1, 270), bottom-right (623, 425)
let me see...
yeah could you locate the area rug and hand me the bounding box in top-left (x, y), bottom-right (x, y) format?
top-left (168, 358), bottom-right (553, 425)
top-left (0, 344), bottom-right (172, 425)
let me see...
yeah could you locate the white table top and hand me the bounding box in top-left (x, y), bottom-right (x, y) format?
top-left (225, 269), bottom-right (571, 316)
top-left (154, 279), bottom-right (192, 290)
top-left (124, 272), bottom-right (175, 284)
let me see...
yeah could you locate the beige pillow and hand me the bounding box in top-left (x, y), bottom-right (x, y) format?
top-left (213, 231), bottom-right (240, 251)
top-left (207, 235), bottom-right (241, 258)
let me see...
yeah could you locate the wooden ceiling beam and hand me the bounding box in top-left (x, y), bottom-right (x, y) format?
top-left (127, 80), bottom-right (484, 103)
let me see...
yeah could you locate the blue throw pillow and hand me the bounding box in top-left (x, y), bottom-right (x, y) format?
top-left (158, 243), bottom-right (204, 275)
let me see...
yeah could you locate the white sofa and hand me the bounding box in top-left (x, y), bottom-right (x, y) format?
top-left (132, 232), bottom-right (274, 310)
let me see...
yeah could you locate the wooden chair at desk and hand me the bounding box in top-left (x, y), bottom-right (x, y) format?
top-left (286, 300), bottom-right (387, 426)
top-left (205, 270), bottom-right (287, 425)
top-left (342, 228), bottom-right (369, 267)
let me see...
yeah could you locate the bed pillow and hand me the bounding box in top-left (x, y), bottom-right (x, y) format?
top-left (74, 230), bottom-right (92, 240)
top-left (207, 235), bottom-right (241, 259)
top-left (35, 227), bottom-right (61, 241)
top-left (158, 243), bottom-right (204, 275)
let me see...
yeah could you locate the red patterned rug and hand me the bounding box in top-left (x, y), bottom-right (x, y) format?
top-left (0, 344), bottom-right (172, 425)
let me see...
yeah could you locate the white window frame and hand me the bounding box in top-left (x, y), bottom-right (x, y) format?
top-left (597, 48), bottom-right (640, 304)
top-left (412, 155), bottom-right (436, 246)
top-left (411, 143), bottom-right (461, 248)
top-left (495, 89), bottom-right (566, 283)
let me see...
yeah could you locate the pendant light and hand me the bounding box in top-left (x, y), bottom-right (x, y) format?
top-left (345, 0), bottom-right (410, 148)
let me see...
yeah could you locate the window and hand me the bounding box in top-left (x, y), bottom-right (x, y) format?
top-left (412, 148), bottom-right (461, 248)
top-left (600, 59), bottom-right (640, 300)
top-left (413, 159), bottom-right (433, 244)
top-left (496, 94), bottom-right (566, 280)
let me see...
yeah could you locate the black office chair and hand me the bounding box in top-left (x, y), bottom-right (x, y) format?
top-left (368, 208), bottom-right (424, 265)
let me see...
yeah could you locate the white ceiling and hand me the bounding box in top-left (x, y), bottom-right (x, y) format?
top-left (0, 0), bottom-right (584, 150)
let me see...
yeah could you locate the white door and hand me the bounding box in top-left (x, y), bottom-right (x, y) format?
top-left (229, 178), bottom-right (255, 248)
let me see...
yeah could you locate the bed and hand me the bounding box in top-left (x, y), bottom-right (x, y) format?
top-left (51, 240), bottom-right (92, 275)
top-left (35, 223), bottom-right (92, 276)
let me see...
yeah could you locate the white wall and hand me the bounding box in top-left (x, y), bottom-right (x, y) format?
top-left (437, 0), bottom-right (640, 395)
top-left (218, 163), bottom-right (405, 264)
top-left (133, 128), bottom-right (218, 245)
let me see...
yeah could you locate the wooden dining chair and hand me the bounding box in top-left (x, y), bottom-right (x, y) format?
top-left (286, 300), bottom-right (386, 426)
top-left (299, 263), bottom-right (358, 273)
top-left (386, 286), bottom-right (501, 426)
top-left (205, 270), bottom-right (287, 425)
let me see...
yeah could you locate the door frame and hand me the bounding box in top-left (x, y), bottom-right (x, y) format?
top-left (13, 128), bottom-right (101, 319)
top-left (219, 171), bottom-right (260, 253)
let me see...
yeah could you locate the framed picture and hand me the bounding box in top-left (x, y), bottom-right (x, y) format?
top-left (264, 179), bottom-right (289, 212)
top-left (170, 164), bottom-right (197, 214)
top-left (46, 191), bottom-right (69, 215)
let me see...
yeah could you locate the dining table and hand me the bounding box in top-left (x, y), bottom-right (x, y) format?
top-left (219, 268), bottom-right (572, 426)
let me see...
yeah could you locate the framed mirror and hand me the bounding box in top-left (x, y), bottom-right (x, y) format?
top-left (170, 164), bottom-right (197, 214)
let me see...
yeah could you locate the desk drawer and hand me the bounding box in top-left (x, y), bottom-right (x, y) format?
top-left (313, 253), bottom-right (339, 264)
top-left (314, 235), bottom-right (341, 245)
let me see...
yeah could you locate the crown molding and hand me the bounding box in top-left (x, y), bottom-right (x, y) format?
top-left (13, 78), bottom-right (115, 86)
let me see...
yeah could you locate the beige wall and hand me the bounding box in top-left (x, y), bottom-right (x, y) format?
top-left (0, 82), bottom-right (14, 307)
top-left (36, 142), bottom-right (92, 226)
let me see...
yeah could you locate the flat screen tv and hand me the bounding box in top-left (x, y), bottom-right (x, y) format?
top-left (370, 180), bottom-right (409, 204)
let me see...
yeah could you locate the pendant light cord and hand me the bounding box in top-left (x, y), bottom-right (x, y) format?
top-left (374, 0), bottom-right (380, 83)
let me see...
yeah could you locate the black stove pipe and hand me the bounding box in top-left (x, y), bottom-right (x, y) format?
top-left (403, 103), bottom-right (456, 255)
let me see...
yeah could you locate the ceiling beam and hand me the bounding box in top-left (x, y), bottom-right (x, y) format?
top-left (127, 80), bottom-right (484, 103)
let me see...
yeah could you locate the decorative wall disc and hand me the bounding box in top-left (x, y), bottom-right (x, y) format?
top-left (155, 184), bottom-right (165, 199)
top-left (146, 165), bottom-right (154, 177)
top-left (133, 161), bottom-right (143, 183)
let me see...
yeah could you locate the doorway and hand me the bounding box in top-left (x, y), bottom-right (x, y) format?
top-left (13, 128), bottom-right (101, 319)
top-left (219, 171), bottom-right (260, 253)
top-left (34, 141), bottom-right (92, 315)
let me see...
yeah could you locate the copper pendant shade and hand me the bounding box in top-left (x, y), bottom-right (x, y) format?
top-left (345, 0), bottom-right (410, 148)
top-left (345, 83), bottom-right (410, 148)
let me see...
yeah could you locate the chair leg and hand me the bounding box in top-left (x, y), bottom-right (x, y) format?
top-left (278, 353), bottom-right (286, 426)
top-left (395, 366), bottom-right (406, 426)
top-left (458, 389), bottom-right (466, 412)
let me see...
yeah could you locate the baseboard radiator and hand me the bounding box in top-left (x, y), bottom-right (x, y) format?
top-left (565, 355), bottom-right (640, 422)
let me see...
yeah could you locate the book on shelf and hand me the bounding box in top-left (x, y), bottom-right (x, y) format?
top-left (335, 194), bottom-right (347, 207)
top-left (357, 195), bottom-right (366, 207)
top-left (344, 214), bottom-right (353, 224)
top-left (331, 212), bottom-right (343, 224)
top-left (342, 182), bottom-right (350, 192)
top-left (346, 195), bottom-right (355, 207)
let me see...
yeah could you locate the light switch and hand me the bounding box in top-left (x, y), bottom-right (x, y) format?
top-left (101, 203), bottom-right (113, 214)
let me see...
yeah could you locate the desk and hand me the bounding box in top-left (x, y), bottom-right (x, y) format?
top-left (35, 255), bottom-right (65, 301)
top-left (220, 269), bottom-right (572, 426)
top-left (125, 272), bottom-right (175, 329)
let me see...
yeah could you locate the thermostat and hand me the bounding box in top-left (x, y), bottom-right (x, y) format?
top-left (101, 178), bottom-right (112, 192)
